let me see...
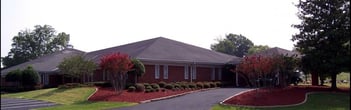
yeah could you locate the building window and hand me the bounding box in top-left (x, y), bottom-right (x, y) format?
top-left (163, 65), bottom-right (168, 79)
top-left (184, 65), bottom-right (189, 79)
top-left (191, 65), bottom-right (197, 80)
top-left (155, 64), bottom-right (160, 79)
top-left (211, 67), bottom-right (215, 80)
top-left (218, 68), bottom-right (222, 80)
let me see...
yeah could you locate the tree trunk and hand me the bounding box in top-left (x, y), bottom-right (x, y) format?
top-left (134, 74), bottom-right (137, 84)
top-left (311, 72), bottom-right (319, 86)
top-left (331, 73), bottom-right (337, 90)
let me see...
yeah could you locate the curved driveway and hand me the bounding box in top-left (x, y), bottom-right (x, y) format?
top-left (112, 88), bottom-right (251, 110)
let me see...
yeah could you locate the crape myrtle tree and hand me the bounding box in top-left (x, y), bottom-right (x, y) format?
top-left (58, 55), bottom-right (97, 83)
top-left (2, 25), bottom-right (71, 68)
top-left (99, 53), bottom-right (133, 94)
top-left (235, 55), bottom-right (300, 88)
top-left (292, 0), bottom-right (350, 89)
top-left (235, 56), bottom-right (275, 87)
top-left (127, 58), bottom-right (145, 84)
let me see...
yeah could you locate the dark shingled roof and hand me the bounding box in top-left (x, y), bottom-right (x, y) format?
top-left (249, 47), bottom-right (300, 57)
top-left (1, 48), bottom-right (85, 76)
top-left (85, 37), bottom-right (240, 65)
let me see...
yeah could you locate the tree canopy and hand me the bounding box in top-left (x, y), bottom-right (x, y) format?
top-left (58, 55), bottom-right (97, 83)
top-left (211, 33), bottom-right (254, 57)
top-left (292, 0), bottom-right (350, 89)
top-left (128, 58), bottom-right (145, 83)
top-left (99, 53), bottom-right (133, 94)
top-left (1, 25), bottom-right (71, 68)
top-left (248, 45), bottom-right (270, 55)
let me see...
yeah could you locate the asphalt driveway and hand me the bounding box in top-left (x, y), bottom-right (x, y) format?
top-left (112, 88), bottom-right (251, 110)
top-left (1, 98), bottom-right (58, 110)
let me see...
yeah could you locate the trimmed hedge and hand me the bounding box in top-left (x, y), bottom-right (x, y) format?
top-left (135, 83), bottom-right (145, 92)
top-left (151, 83), bottom-right (160, 89)
top-left (196, 82), bottom-right (204, 88)
top-left (158, 81), bottom-right (167, 88)
top-left (128, 86), bottom-right (136, 92)
top-left (165, 84), bottom-right (174, 89)
top-left (203, 83), bottom-right (211, 88)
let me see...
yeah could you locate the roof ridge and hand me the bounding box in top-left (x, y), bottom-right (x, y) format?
top-left (132, 37), bottom-right (161, 58)
top-left (139, 37), bottom-right (239, 59)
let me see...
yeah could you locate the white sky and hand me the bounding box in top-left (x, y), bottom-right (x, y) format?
top-left (1, 0), bottom-right (300, 60)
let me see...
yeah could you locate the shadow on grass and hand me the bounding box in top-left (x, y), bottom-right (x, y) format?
top-left (32, 88), bottom-right (71, 98)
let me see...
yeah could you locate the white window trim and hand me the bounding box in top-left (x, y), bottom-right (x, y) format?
top-left (191, 65), bottom-right (197, 80)
top-left (184, 65), bottom-right (189, 79)
top-left (163, 65), bottom-right (168, 79)
top-left (155, 64), bottom-right (160, 79)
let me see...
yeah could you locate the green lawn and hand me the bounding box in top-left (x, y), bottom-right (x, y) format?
top-left (212, 93), bottom-right (350, 110)
top-left (1, 87), bottom-right (136, 110)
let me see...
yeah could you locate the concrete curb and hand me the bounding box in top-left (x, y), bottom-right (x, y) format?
top-left (219, 88), bottom-right (256, 105)
top-left (219, 90), bottom-right (347, 108)
top-left (87, 87), bottom-right (98, 100)
top-left (139, 88), bottom-right (217, 104)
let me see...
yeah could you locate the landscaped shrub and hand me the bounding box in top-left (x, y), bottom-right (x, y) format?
top-left (165, 84), bottom-right (174, 89)
top-left (143, 83), bottom-right (150, 87)
top-left (145, 86), bottom-right (154, 93)
top-left (21, 66), bottom-right (40, 90)
top-left (174, 83), bottom-right (181, 89)
top-left (146, 85), bottom-right (153, 89)
top-left (161, 88), bottom-right (166, 92)
top-left (215, 81), bottom-right (222, 87)
top-left (209, 82), bottom-right (216, 88)
top-left (158, 81), bottom-right (167, 88)
top-left (5, 69), bottom-right (22, 83)
top-left (196, 82), bottom-right (204, 88)
top-left (189, 83), bottom-right (196, 88)
top-left (128, 86), bottom-right (136, 92)
top-left (203, 83), bottom-right (210, 88)
top-left (180, 83), bottom-right (189, 89)
top-left (135, 83), bottom-right (145, 92)
top-left (125, 83), bottom-right (135, 89)
top-left (145, 89), bottom-right (151, 93)
top-left (151, 83), bottom-right (160, 89)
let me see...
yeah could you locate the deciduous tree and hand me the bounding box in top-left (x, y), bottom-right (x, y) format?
top-left (128, 58), bottom-right (145, 84)
top-left (211, 33), bottom-right (254, 57)
top-left (248, 45), bottom-right (270, 55)
top-left (2, 25), bottom-right (71, 68)
top-left (99, 53), bottom-right (133, 94)
top-left (58, 55), bottom-right (97, 83)
top-left (292, 0), bottom-right (350, 89)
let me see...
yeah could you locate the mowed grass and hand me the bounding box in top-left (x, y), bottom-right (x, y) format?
top-left (1, 87), bottom-right (94, 104)
top-left (1, 87), bottom-right (136, 110)
top-left (212, 93), bottom-right (350, 110)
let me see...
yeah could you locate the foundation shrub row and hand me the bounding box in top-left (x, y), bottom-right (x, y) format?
top-left (126, 81), bottom-right (222, 93)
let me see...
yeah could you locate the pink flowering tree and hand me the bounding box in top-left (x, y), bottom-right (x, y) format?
top-left (99, 53), bottom-right (133, 94)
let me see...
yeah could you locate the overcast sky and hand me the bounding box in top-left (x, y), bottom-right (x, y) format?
top-left (1, 0), bottom-right (301, 59)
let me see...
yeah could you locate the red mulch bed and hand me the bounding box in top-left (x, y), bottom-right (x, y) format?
top-left (224, 85), bottom-right (350, 106)
top-left (88, 87), bottom-right (193, 103)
